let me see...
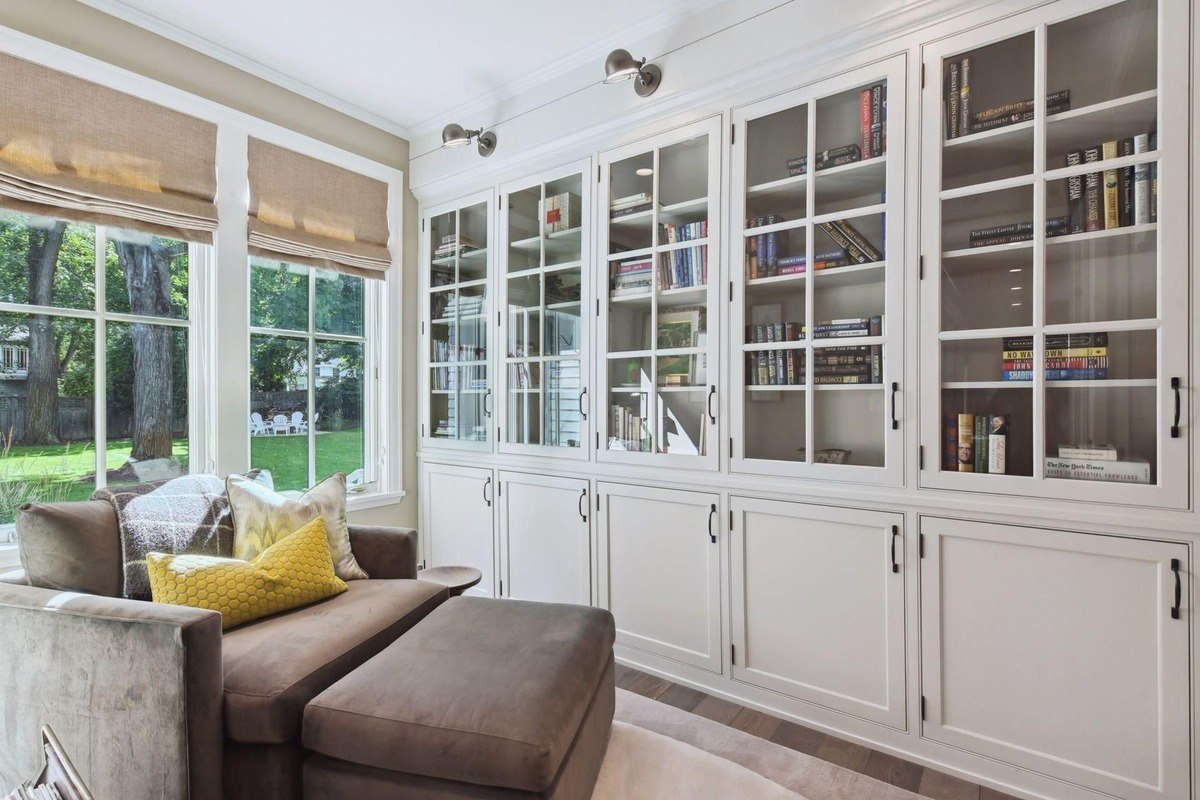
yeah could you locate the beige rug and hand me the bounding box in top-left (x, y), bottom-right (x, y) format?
top-left (604, 688), bottom-right (921, 800)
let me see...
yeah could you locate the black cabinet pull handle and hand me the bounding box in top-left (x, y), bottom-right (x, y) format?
top-left (1171, 558), bottom-right (1182, 620)
top-left (578, 488), bottom-right (587, 522)
top-left (707, 503), bottom-right (717, 543)
top-left (1171, 378), bottom-right (1181, 438)
top-left (579, 387), bottom-right (588, 420)
top-left (890, 382), bottom-right (899, 430)
top-left (707, 386), bottom-right (717, 424)
top-left (484, 389), bottom-right (492, 418)
top-left (483, 476), bottom-right (492, 507)
top-left (890, 525), bottom-right (899, 573)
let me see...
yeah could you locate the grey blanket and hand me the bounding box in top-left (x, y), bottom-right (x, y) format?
top-left (92, 474), bottom-right (233, 599)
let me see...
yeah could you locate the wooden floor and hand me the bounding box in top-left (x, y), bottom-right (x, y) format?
top-left (616, 663), bottom-right (1018, 800)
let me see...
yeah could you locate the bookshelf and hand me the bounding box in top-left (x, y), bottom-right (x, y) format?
top-left (422, 191), bottom-right (494, 449)
top-left (921, 0), bottom-right (1188, 506)
top-left (597, 117), bottom-right (721, 467)
top-left (497, 160), bottom-right (590, 458)
top-left (729, 57), bottom-right (906, 482)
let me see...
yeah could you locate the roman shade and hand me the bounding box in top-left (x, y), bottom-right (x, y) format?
top-left (0, 52), bottom-right (218, 242)
top-left (248, 138), bottom-right (391, 279)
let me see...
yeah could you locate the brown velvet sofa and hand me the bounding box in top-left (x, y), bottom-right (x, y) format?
top-left (0, 499), bottom-right (449, 800)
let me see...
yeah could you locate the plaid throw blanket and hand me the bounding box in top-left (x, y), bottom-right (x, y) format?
top-left (92, 474), bottom-right (234, 599)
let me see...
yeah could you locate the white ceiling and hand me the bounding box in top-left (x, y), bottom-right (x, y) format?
top-left (79, 0), bottom-right (744, 137)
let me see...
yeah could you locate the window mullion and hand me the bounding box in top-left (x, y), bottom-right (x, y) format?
top-left (93, 227), bottom-right (107, 491)
top-left (307, 270), bottom-right (317, 487)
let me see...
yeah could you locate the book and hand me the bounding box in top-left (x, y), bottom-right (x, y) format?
top-left (967, 102), bottom-right (1070, 133)
top-left (610, 203), bottom-right (652, 219)
top-left (815, 144), bottom-right (862, 170)
top-left (957, 413), bottom-right (974, 472)
top-left (1066, 149), bottom-right (1084, 234)
top-left (944, 413), bottom-right (958, 470)
top-left (987, 415), bottom-right (1008, 474)
top-left (1133, 133), bottom-right (1150, 225)
top-left (1101, 140), bottom-right (1119, 229)
top-left (871, 83), bottom-right (884, 158)
top-left (860, 88), bottom-right (873, 157)
top-left (971, 89), bottom-right (1071, 123)
top-left (1059, 443), bottom-right (1118, 461)
top-left (957, 57), bottom-right (970, 139)
top-left (969, 217), bottom-right (1069, 244)
top-left (946, 60), bottom-right (961, 140)
top-left (973, 413), bottom-right (988, 473)
top-left (1044, 456), bottom-right (1150, 483)
top-left (1150, 131), bottom-right (1158, 223)
top-left (1118, 137), bottom-right (1134, 227)
top-left (1083, 146), bottom-right (1102, 232)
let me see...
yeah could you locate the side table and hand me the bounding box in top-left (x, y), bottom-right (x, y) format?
top-left (417, 566), bottom-right (483, 597)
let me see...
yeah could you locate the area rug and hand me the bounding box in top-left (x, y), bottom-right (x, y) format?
top-left (602, 688), bottom-right (921, 800)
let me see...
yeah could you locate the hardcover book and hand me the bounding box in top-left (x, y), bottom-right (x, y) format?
top-left (957, 413), bottom-right (974, 472)
top-left (1044, 456), bottom-right (1150, 484)
top-left (1101, 139), bottom-right (1119, 230)
top-left (1083, 146), bottom-right (1102, 232)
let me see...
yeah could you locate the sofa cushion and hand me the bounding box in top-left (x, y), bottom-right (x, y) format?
top-left (303, 597), bottom-right (616, 793)
top-left (16, 500), bottom-right (121, 597)
top-left (223, 578), bottom-right (446, 744)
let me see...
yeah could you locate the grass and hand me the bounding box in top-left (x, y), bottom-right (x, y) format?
top-left (252, 429), bottom-right (364, 491)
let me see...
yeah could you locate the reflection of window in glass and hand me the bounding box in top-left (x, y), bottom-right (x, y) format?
top-left (248, 258), bottom-right (372, 493)
top-left (0, 211), bottom-right (196, 538)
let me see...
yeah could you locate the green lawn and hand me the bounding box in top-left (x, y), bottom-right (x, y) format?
top-left (252, 430), bottom-right (364, 491)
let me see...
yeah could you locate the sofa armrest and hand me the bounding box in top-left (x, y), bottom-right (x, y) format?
top-left (348, 525), bottom-right (418, 580)
top-left (0, 568), bottom-right (27, 585)
top-left (0, 583), bottom-right (223, 800)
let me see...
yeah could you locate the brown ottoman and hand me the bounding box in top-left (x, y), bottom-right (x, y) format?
top-left (302, 596), bottom-right (616, 800)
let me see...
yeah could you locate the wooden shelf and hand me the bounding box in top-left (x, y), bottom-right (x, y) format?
top-left (746, 173), bottom-right (807, 202)
top-left (814, 260), bottom-right (886, 289)
top-left (747, 384), bottom-right (806, 392)
top-left (813, 156), bottom-right (887, 208)
top-left (508, 227), bottom-right (583, 258)
top-left (814, 382), bottom-right (884, 391)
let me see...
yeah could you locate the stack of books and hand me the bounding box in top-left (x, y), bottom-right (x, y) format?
top-left (817, 219), bottom-right (882, 263)
top-left (785, 144), bottom-right (863, 177)
top-left (859, 83), bottom-right (887, 158)
top-left (774, 249), bottom-right (848, 277)
top-left (611, 192), bottom-right (652, 219)
top-left (813, 315), bottom-right (882, 339)
top-left (442, 294), bottom-right (484, 319)
top-left (943, 54), bottom-right (1070, 139)
top-left (434, 233), bottom-right (481, 260)
top-left (610, 258), bottom-right (652, 297)
top-left (660, 246), bottom-right (707, 290)
top-left (945, 413), bottom-right (1008, 473)
top-left (431, 341), bottom-right (484, 363)
top-left (1065, 132), bottom-right (1157, 234)
top-left (1001, 332), bottom-right (1108, 381)
top-left (968, 216), bottom-right (1069, 247)
top-left (1045, 443), bottom-right (1149, 483)
top-left (609, 405), bottom-right (650, 451)
top-left (544, 191), bottom-right (581, 234)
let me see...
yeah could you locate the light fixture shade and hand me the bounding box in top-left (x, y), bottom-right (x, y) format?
top-left (603, 49), bottom-right (642, 83)
top-left (441, 123), bottom-right (471, 148)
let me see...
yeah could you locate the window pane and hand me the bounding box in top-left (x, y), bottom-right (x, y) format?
top-left (315, 340), bottom-right (365, 485)
top-left (104, 228), bottom-right (189, 319)
top-left (0, 211), bottom-right (96, 311)
top-left (315, 269), bottom-right (364, 336)
top-left (105, 321), bottom-right (189, 488)
top-left (250, 258), bottom-right (308, 332)
top-left (250, 334), bottom-right (309, 490)
top-left (0, 313), bottom-right (96, 527)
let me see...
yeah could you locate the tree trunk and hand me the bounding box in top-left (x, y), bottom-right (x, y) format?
top-left (23, 222), bottom-right (67, 444)
top-left (114, 239), bottom-right (176, 461)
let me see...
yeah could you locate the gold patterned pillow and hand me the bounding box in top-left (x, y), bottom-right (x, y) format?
top-left (227, 472), bottom-right (368, 581)
top-left (146, 517), bottom-right (348, 629)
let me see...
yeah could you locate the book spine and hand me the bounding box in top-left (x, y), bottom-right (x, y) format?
top-left (988, 415), bottom-right (1007, 474)
top-left (1059, 446), bottom-right (1118, 461)
top-left (1044, 458), bottom-right (1150, 483)
top-left (1150, 131), bottom-right (1158, 223)
top-left (1083, 146), bottom-right (1102, 232)
top-left (1066, 150), bottom-right (1084, 234)
top-left (974, 413), bottom-right (988, 474)
top-left (958, 57), bottom-right (970, 139)
top-left (1101, 140), bottom-right (1119, 229)
top-left (1118, 137), bottom-right (1134, 228)
top-left (1133, 133), bottom-right (1150, 225)
top-left (871, 345), bottom-right (882, 383)
top-left (871, 83), bottom-right (884, 158)
top-left (818, 222), bottom-right (868, 263)
top-left (832, 219), bottom-right (882, 262)
top-left (860, 89), bottom-right (872, 156)
top-left (944, 413), bottom-right (958, 470)
top-left (957, 413), bottom-right (974, 472)
top-left (947, 60), bottom-right (960, 139)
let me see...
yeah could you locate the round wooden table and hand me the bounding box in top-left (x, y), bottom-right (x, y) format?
top-left (418, 566), bottom-right (483, 597)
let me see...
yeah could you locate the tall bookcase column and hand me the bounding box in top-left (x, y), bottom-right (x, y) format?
top-left (920, 0), bottom-right (1187, 507)
top-left (497, 160), bottom-right (592, 458)
top-left (730, 57), bottom-right (906, 484)
top-left (421, 190), bottom-right (496, 451)
top-left (597, 117), bottom-right (723, 469)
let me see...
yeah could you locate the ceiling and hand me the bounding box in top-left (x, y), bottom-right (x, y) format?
top-left (79, 0), bottom-right (741, 137)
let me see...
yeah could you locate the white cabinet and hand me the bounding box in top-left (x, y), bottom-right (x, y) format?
top-left (597, 482), bottom-right (722, 672)
top-left (498, 472), bottom-right (591, 604)
top-left (421, 463), bottom-right (496, 597)
top-left (730, 498), bottom-right (905, 728)
top-left (920, 517), bottom-right (1189, 800)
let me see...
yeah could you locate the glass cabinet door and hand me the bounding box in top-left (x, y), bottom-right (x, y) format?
top-left (498, 161), bottom-right (589, 457)
top-left (424, 193), bottom-right (493, 449)
top-left (598, 117), bottom-right (721, 468)
top-left (730, 57), bottom-right (905, 483)
top-left (922, 0), bottom-right (1187, 506)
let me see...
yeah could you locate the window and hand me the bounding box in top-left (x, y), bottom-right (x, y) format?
top-left (249, 257), bottom-right (372, 493)
top-left (0, 211), bottom-right (196, 536)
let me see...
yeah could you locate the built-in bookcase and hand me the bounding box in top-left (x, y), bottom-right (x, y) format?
top-left (421, 190), bottom-right (495, 450)
top-left (920, 0), bottom-right (1188, 506)
top-left (597, 117), bottom-right (722, 468)
top-left (729, 57), bottom-right (906, 483)
top-left (497, 160), bottom-right (591, 458)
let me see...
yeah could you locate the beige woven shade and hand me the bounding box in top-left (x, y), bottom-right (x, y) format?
top-left (248, 138), bottom-right (391, 279)
top-left (0, 53), bottom-right (217, 242)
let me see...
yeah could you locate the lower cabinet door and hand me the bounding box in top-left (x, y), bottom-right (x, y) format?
top-left (598, 482), bottom-right (721, 672)
top-left (422, 463), bottom-right (495, 597)
top-left (730, 497), bottom-right (906, 728)
top-left (920, 517), bottom-right (1189, 800)
top-left (498, 472), bottom-right (591, 605)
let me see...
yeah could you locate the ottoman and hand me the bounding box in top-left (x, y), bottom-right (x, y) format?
top-left (302, 596), bottom-right (616, 800)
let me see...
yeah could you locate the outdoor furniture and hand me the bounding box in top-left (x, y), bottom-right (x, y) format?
top-left (291, 412), bottom-right (308, 434)
top-left (271, 414), bottom-right (289, 435)
top-left (346, 468), bottom-right (365, 488)
top-left (250, 412), bottom-right (269, 437)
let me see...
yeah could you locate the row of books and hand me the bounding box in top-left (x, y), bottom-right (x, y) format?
top-left (430, 341), bottom-right (485, 363)
top-left (786, 144), bottom-right (863, 177)
top-left (945, 412), bottom-right (1008, 473)
top-left (431, 364), bottom-right (487, 391)
top-left (747, 345), bottom-right (883, 386)
top-left (662, 220), bottom-right (707, 242)
top-left (1065, 133), bottom-right (1157, 234)
top-left (746, 316), bottom-right (883, 342)
top-left (609, 405), bottom-right (651, 451)
top-left (434, 232), bottom-right (482, 259)
top-left (943, 54), bottom-right (1072, 139)
top-left (661, 246), bottom-right (707, 290)
top-left (611, 192), bottom-right (652, 219)
top-left (968, 216), bottom-right (1069, 248)
top-left (1045, 443), bottom-right (1149, 483)
top-left (1001, 332), bottom-right (1108, 381)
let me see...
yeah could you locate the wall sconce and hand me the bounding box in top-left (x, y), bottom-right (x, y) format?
top-left (603, 49), bottom-right (662, 97)
top-left (440, 124), bottom-right (498, 157)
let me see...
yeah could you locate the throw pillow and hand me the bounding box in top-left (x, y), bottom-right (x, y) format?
top-left (227, 472), bottom-right (367, 581)
top-left (146, 517), bottom-right (348, 629)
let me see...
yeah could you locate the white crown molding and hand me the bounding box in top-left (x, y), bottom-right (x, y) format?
top-left (73, 0), bottom-right (412, 139)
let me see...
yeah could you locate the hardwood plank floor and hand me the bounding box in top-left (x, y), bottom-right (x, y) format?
top-left (618, 664), bottom-right (994, 799)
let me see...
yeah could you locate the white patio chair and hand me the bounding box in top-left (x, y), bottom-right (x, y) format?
top-left (291, 411), bottom-right (308, 434)
top-left (250, 412), bottom-right (268, 437)
top-left (272, 414), bottom-right (289, 435)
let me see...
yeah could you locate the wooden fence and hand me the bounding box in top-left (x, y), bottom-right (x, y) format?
top-left (0, 396), bottom-right (185, 442)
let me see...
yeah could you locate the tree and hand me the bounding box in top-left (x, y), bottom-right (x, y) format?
top-left (23, 221), bottom-right (68, 444)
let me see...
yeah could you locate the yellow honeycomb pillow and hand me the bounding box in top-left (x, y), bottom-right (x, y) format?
top-left (146, 517), bottom-right (347, 630)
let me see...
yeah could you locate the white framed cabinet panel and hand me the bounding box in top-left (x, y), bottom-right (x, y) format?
top-left (920, 517), bottom-right (1189, 800)
top-left (730, 497), bottom-right (905, 729)
top-left (597, 482), bottom-right (722, 672)
top-left (498, 471), bottom-right (591, 605)
top-left (421, 463), bottom-right (496, 597)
